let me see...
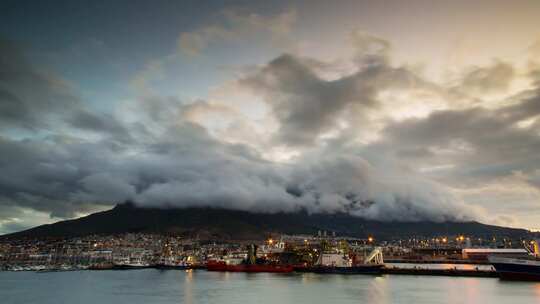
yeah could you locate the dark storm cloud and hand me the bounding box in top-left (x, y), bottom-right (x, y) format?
top-left (285, 152), bottom-right (474, 221)
top-left (0, 38), bottom-right (131, 141)
top-left (0, 139), bottom-right (91, 218)
top-left (0, 90), bottom-right (30, 127)
top-left (374, 88), bottom-right (540, 188)
top-left (0, 132), bottom-right (475, 223)
top-left (458, 61), bottom-right (515, 94)
top-left (0, 36), bottom-right (494, 231)
top-left (66, 110), bottom-right (133, 143)
top-left (0, 39), bottom-right (80, 130)
top-left (240, 40), bottom-right (426, 147)
top-left (0, 90), bottom-right (477, 225)
top-left (498, 89), bottom-right (540, 122)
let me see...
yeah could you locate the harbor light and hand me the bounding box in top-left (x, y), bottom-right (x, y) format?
top-left (368, 236), bottom-right (374, 243)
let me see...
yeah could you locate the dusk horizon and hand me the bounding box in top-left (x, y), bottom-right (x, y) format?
top-left (2, 1), bottom-right (540, 301)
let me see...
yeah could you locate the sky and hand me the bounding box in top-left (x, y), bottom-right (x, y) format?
top-left (1, 0), bottom-right (540, 234)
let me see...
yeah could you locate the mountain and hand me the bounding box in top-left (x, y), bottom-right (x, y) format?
top-left (1, 202), bottom-right (531, 240)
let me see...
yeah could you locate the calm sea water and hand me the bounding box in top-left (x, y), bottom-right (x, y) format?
top-left (1, 269), bottom-right (539, 304)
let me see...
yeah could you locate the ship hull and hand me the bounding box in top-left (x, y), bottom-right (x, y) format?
top-left (112, 264), bottom-right (153, 270)
top-left (88, 264), bottom-right (114, 270)
top-left (489, 256), bottom-right (540, 281)
top-left (207, 261), bottom-right (293, 273)
top-left (155, 264), bottom-right (190, 270)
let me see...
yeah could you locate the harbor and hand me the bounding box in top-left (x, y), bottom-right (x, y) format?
top-left (2, 231), bottom-right (540, 304)
top-left (29, 261), bottom-right (502, 279)
top-left (3, 231), bottom-right (539, 281)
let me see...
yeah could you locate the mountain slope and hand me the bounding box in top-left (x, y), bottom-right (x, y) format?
top-left (1, 203), bottom-right (531, 240)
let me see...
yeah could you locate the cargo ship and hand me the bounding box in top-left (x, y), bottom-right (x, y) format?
top-left (488, 240), bottom-right (540, 281)
top-left (308, 264), bottom-right (384, 274)
top-left (206, 244), bottom-right (294, 273)
top-left (295, 247), bottom-right (384, 274)
top-left (206, 260), bottom-right (293, 273)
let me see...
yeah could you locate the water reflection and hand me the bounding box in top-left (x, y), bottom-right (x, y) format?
top-left (183, 269), bottom-right (193, 304)
top-left (367, 276), bottom-right (390, 304)
top-left (534, 283), bottom-right (540, 297)
top-left (1, 269), bottom-right (540, 304)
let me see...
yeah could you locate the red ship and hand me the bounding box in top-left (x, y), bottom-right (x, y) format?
top-left (206, 244), bottom-right (293, 273)
top-left (206, 260), bottom-right (293, 273)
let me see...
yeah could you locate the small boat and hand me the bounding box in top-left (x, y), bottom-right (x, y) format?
top-left (112, 261), bottom-right (153, 270)
top-left (113, 257), bottom-right (152, 270)
top-left (489, 240), bottom-right (540, 281)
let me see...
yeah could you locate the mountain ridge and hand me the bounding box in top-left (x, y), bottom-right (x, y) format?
top-left (1, 202), bottom-right (531, 240)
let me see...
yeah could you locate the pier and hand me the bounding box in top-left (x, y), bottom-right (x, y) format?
top-left (381, 266), bottom-right (497, 278)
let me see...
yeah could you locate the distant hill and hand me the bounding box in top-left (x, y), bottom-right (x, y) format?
top-left (1, 202), bottom-right (531, 240)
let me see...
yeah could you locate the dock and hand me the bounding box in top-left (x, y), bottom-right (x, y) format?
top-left (382, 266), bottom-right (498, 278)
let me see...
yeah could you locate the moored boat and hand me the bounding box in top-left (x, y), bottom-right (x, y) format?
top-left (206, 244), bottom-right (293, 273)
top-left (489, 256), bottom-right (540, 281)
top-left (112, 257), bottom-right (152, 270)
top-left (88, 263), bottom-right (114, 270)
top-left (154, 255), bottom-right (192, 270)
top-left (155, 261), bottom-right (191, 270)
top-left (112, 262), bottom-right (153, 270)
top-left (206, 260), bottom-right (293, 273)
top-left (296, 247), bottom-right (385, 274)
top-left (301, 264), bottom-right (383, 274)
top-left (488, 240), bottom-right (540, 281)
